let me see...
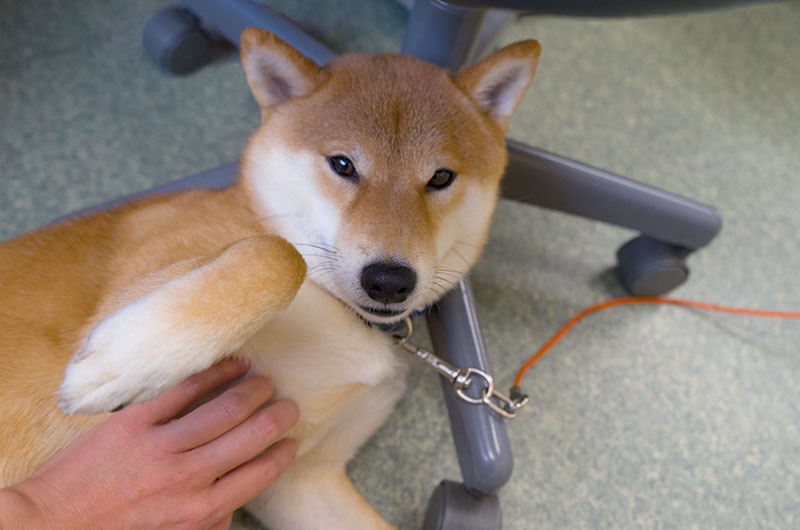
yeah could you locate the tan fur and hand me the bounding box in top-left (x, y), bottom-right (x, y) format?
top-left (0, 29), bottom-right (540, 528)
top-left (0, 187), bottom-right (304, 481)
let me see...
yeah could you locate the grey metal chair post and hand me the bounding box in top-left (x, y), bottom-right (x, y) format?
top-left (399, 3), bottom-right (516, 528)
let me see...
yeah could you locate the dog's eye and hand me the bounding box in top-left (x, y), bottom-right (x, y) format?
top-left (426, 168), bottom-right (456, 191)
top-left (328, 155), bottom-right (358, 182)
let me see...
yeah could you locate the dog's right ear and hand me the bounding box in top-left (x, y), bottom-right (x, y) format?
top-left (240, 28), bottom-right (330, 114)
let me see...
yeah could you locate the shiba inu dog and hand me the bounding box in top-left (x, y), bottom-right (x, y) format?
top-left (0, 28), bottom-right (540, 528)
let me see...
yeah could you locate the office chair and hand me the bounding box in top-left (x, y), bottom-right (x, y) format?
top-left (137, 1), bottom-right (768, 527)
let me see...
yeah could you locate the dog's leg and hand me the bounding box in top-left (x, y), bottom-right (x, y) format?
top-left (58, 234), bottom-right (305, 415)
top-left (246, 379), bottom-right (406, 530)
top-left (246, 461), bottom-right (394, 530)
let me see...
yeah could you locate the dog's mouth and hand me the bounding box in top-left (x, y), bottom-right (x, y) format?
top-left (351, 304), bottom-right (412, 327)
top-left (357, 305), bottom-right (405, 318)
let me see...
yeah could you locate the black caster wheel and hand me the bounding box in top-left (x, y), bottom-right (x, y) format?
top-left (422, 481), bottom-right (501, 530)
top-left (616, 235), bottom-right (691, 296)
top-left (142, 7), bottom-right (213, 75)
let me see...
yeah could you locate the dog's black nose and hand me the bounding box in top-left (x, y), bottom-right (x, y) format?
top-left (360, 262), bottom-right (417, 304)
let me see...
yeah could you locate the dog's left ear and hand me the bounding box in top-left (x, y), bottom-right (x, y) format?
top-left (240, 28), bottom-right (330, 115)
top-left (455, 40), bottom-right (541, 131)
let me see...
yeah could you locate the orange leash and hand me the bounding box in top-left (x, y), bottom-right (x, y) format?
top-left (514, 296), bottom-right (800, 387)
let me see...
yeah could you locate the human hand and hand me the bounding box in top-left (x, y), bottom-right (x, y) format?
top-left (0, 358), bottom-right (299, 530)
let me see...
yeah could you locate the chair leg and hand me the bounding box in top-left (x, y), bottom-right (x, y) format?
top-left (425, 279), bottom-right (515, 497)
top-left (404, 5), bottom-right (516, 526)
top-left (181, 0), bottom-right (335, 65)
top-left (503, 140), bottom-right (722, 250)
top-left (503, 140), bottom-right (722, 295)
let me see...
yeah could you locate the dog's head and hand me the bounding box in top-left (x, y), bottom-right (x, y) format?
top-left (239, 29), bottom-right (540, 324)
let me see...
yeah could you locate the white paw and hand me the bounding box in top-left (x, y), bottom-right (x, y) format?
top-left (58, 298), bottom-right (220, 415)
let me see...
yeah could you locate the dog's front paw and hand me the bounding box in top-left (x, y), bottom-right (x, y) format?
top-left (58, 304), bottom-right (157, 414)
top-left (56, 236), bottom-right (294, 415)
top-left (57, 299), bottom-right (212, 415)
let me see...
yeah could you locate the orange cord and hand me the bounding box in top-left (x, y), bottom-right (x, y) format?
top-left (513, 296), bottom-right (800, 387)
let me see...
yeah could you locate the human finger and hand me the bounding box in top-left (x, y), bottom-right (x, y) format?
top-left (160, 375), bottom-right (275, 452)
top-left (208, 438), bottom-right (298, 516)
top-left (135, 358), bottom-right (251, 425)
top-left (193, 399), bottom-right (298, 479)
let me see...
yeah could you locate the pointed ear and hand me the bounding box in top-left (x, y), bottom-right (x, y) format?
top-left (455, 40), bottom-right (541, 131)
top-left (240, 28), bottom-right (330, 113)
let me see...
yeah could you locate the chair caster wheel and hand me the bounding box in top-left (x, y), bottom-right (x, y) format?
top-left (142, 7), bottom-right (213, 74)
top-left (616, 236), bottom-right (690, 296)
top-left (422, 481), bottom-right (501, 530)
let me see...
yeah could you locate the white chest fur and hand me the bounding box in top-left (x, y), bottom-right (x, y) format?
top-left (240, 281), bottom-right (409, 457)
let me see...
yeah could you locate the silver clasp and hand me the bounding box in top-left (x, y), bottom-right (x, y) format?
top-left (393, 318), bottom-right (528, 419)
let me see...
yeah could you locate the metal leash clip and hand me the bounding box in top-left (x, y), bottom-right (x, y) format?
top-left (393, 317), bottom-right (528, 419)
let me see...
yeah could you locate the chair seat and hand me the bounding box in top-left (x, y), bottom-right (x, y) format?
top-left (449, 0), bottom-right (770, 16)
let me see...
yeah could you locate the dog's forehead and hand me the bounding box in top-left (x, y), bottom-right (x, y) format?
top-left (265, 53), bottom-right (505, 181)
top-left (313, 55), bottom-right (482, 151)
top-left (326, 53), bottom-right (457, 104)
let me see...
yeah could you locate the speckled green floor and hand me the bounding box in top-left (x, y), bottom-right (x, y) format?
top-left (2, 1), bottom-right (799, 528)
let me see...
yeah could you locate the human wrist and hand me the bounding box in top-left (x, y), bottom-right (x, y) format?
top-left (2, 474), bottom-right (100, 530)
top-left (0, 484), bottom-right (46, 529)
